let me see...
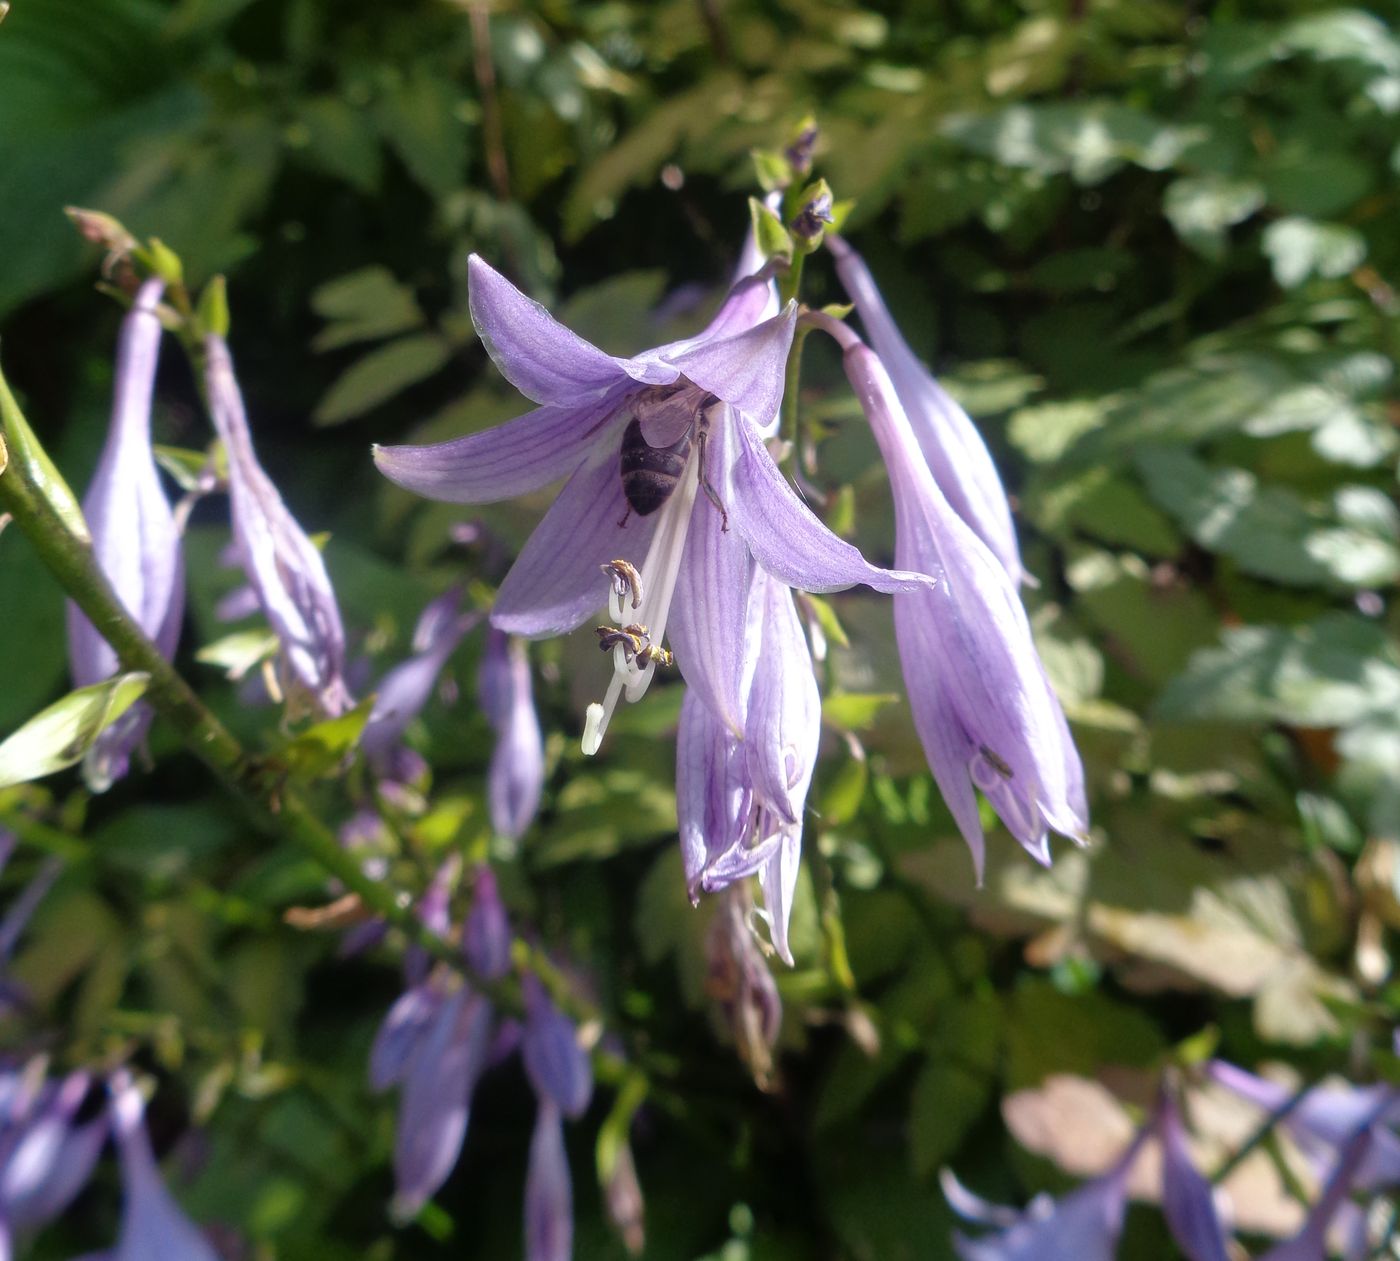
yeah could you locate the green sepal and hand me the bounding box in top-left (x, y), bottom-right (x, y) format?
top-left (0, 673), bottom-right (151, 789)
top-left (0, 361), bottom-right (91, 542)
top-left (196, 275), bottom-right (230, 339)
top-left (749, 196), bottom-right (794, 264)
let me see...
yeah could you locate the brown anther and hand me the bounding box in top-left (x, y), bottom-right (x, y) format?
top-left (600, 558), bottom-right (644, 609)
top-left (979, 745), bottom-right (1014, 779)
top-left (596, 625), bottom-right (647, 662)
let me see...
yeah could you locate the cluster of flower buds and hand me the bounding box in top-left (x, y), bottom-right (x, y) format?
top-left (948, 1064), bottom-right (1400, 1260)
top-left (369, 865), bottom-right (595, 1256)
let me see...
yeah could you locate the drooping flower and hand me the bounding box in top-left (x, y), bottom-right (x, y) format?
top-left (0, 1063), bottom-right (106, 1254)
top-left (374, 257), bottom-right (930, 753)
top-left (521, 974), bottom-right (592, 1122)
top-left (828, 235), bottom-right (1023, 585)
top-left (1258, 1120), bottom-right (1380, 1261)
top-left (833, 324), bottom-right (1087, 878)
top-left (705, 886), bottom-right (783, 1085)
top-left (524, 1098), bottom-right (572, 1261)
top-left (947, 1128), bottom-right (1145, 1261)
top-left (1158, 1093), bottom-right (1231, 1261)
top-left (204, 333), bottom-right (352, 717)
top-left (479, 628), bottom-right (545, 840)
top-left (99, 1073), bottom-right (219, 1261)
top-left (66, 278), bottom-right (185, 791)
top-left (361, 587), bottom-right (476, 779)
top-left (677, 566), bottom-right (820, 963)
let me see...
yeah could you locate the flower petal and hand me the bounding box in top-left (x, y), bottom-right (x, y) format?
top-left (667, 304), bottom-right (796, 424)
top-left (728, 412), bottom-right (933, 594)
top-left (492, 453), bottom-right (658, 637)
top-left (524, 1099), bottom-right (573, 1261)
top-left (479, 631), bottom-right (545, 840)
top-left (676, 691), bottom-right (750, 897)
top-left (372, 392), bottom-right (628, 504)
top-left (758, 828), bottom-right (802, 966)
top-left (668, 454), bottom-right (753, 735)
top-left (468, 255), bottom-right (675, 404)
top-left (1160, 1097), bottom-right (1231, 1261)
top-left (521, 976), bottom-right (593, 1120)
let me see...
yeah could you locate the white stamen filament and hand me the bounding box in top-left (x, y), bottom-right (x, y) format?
top-left (581, 456), bottom-right (700, 755)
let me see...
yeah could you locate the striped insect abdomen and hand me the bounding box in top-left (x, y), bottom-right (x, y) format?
top-left (620, 417), bottom-right (692, 516)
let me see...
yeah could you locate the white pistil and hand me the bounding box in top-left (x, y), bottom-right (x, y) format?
top-left (581, 457), bottom-right (700, 755)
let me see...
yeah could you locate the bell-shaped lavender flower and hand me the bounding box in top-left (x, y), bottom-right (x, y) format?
top-left (947, 1126), bottom-right (1147, 1261)
top-left (66, 279), bottom-right (184, 791)
top-left (1258, 1120), bottom-right (1380, 1261)
top-left (463, 864), bottom-right (513, 981)
top-left (524, 1098), bottom-right (572, 1261)
top-left (479, 629), bottom-right (545, 840)
top-left (834, 327), bottom-right (1086, 878)
top-left (1158, 1093), bottom-right (1231, 1261)
top-left (99, 1073), bottom-right (219, 1261)
top-left (678, 567), bottom-right (821, 964)
top-left (828, 235), bottom-right (1023, 585)
top-left (204, 334), bottom-right (351, 717)
top-left (0, 1064), bottom-right (106, 1253)
top-left (361, 588), bottom-right (475, 779)
top-left (521, 975), bottom-right (592, 1122)
top-left (374, 257), bottom-right (930, 754)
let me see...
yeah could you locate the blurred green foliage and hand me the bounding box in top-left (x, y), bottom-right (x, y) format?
top-left (2, 0), bottom-right (1399, 1257)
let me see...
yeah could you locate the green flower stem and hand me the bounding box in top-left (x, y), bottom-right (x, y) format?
top-left (780, 323), bottom-right (811, 449)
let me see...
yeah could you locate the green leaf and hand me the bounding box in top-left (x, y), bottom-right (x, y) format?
top-left (310, 267), bottom-right (424, 352)
top-left (824, 693), bottom-right (901, 732)
top-left (1262, 217), bottom-right (1366, 289)
top-left (313, 334), bottom-right (452, 425)
top-left (197, 629), bottom-right (279, 680)
top-left (0, 672), bottom-right (150, 787)
top-left (1162, 175), bottom-right (1265, 260)
top-left (908, 1060), bottom-right (989, 1177)
top-left (375, 69), bottom-right (469, 200)
top-left (271, 698), bottom-right (374, 780)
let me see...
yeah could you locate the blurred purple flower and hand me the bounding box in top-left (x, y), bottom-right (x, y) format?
top-left (1158, 1093), bottom-right (1230, 1261)
top-left (374, 256), bottom-right (928, 753)
top-left (521, 975), bottom-right (592, 1121)
top-left (838, 331), bottom-right (1087, 878)
top-left (829, 235), bottom-right (1023, 585)
top-left (1258, 1120), bottom-right (1380, 1261)
top-left (361, 588), bottom-right (475, 776)
top-left (66, 278), bottom-right (184, 791)
top-left (463, 865), bottom-right (512, 981)
top-left (0, 1064), bottom-right (105, 1252)
top-left (524, 1099), bottom-right (572, 1261)
top-left (479, 629), bottom-right (545, 841)
top-left (204, 333), bottom-right (351, 717)
top-left (678, 568), bottom-right (819, 963)
top-left (99, 1073), bottom-right (219, 1261)
top-left (947, 1127), bottom-right (1146, 1261)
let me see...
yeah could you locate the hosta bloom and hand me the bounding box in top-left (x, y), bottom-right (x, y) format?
top-left (677, 567), bottom-right (820, 963)
top-left (828, 235), bottom-right (1023, 585)
top-left (67, 278), bottom-right (184, 791)
top-left (835, 327), bottom-right (1087, 878)
top-left (204, 334), bottom-right (351, 717)
top-left (1259, 1120), bottom-right (1382, 1261)
top-left (374, 257), bottom-right (929, 752)
top-left (98, 1073), bottom-right (219, 1261)
top-left (479, 629), bottom-right (545, 840)
top-left (1159, 1093), bottom-right (1231, 1261)
top-left (706, 887), bottom-right (783, 1085)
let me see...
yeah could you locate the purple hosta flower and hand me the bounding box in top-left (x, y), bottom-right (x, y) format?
top-left (828, 235), bottom-right (1023, 586)
top-left (678, 565), bottom-right (820, 964)
top-left (99, 1073), bottom-right (219, 1261)
top-left (374, 256), bottom-right (929, 755)
top-left (0, 1063), bottom-right (105, 1252)
top-left (1208, 1061), bottom-right (1400, 1195)
top-left (1258, 1120), bottom-right (1380, 1261)
top-left (521, 975), bottom-right (592, 1121)
top-left (479, 629), bottom-right (545, 840)
top-left (361, 588), bottom-right (475, 779)
top-left (525, 1099), bottom-right (572, 1261)
top-left (1158, 1094), bottom-right (1231, 1261)
top-left (66, 278), bottom-right (185, 791)
top-left (705, 887), bottom-right (783, 1087)
top-left (947, 1126), bottom-right (1148, 1261)
top-left (203, 334), bottom-right (351, 717)
top-left (463, 864), bottom-right (513, 981)
top-left (836, 329), bottom-right (1087, 879)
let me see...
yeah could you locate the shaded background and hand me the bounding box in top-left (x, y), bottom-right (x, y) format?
top-left (2, 0), bottom-right (1399, 1257)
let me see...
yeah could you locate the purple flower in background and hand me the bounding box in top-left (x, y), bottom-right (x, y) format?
top-left (479, 629), bottom-right (545, 840)
top-left (828, 235), bottom-right (1023, 585)
top-left (1258, 1120), bottom-right (1380, 1261)
top-left (1158, 1093), bottom-right (1231, 1261)
top-left (204, 333), bottom-right (352, 717)
top-left (677, 567), bottom-right (820, 963)
top-left (947, 1127), bottom-right (1147, 1261)
top-left (374, 257), bottom-right (929, 754)
top-left (521, 975), bottom-right (592, 1121)
top-left (0, 1064), bottom-right (106, 1253)
top-left (99, 1073), bottom-right (219, 1261)
top-left (66, 278), bottom-right (185, 791)
top-left (837, 330), bottom-right (1087, 878)
top-left (524, 1099), bottom-right (572, 1261)
top-left (361, 588), bottom-right (475, 779)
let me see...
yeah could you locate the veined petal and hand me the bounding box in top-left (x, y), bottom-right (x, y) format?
top-left (676, 691), bottom-right (750, 898)
top-left (1159, 1097), bottom-right (1231, 1261)
top-left (369, 985), bottom-right (440, 1092)
top-left (372, 392), bottom-right (629, 504)
top-left (524, 1099), bottom-right (573, 1261)
top-left (492, 453), bottom-right (658, 637)
top-left (468, 255), bottom-right (676, 404)
top-left (521, 976), bottom-right (593, 1121)
top-left (668, 453), bottom-right (753, 736)
top-left (479, 631), bottom-right (545, 841)
top-left (758, 828), bottom-right (802, 966)
top-left (728, 411), bottom-right (934, 595)
top-left (666, 303), bottom-right (797, 423)
top-left (830, 236), bottom-right (1023, 583)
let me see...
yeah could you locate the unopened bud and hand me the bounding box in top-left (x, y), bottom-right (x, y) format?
top-left (604, 1139), bottom-right (645, 1256)
top-left (791, 187), bottom-right (835, 248)
top-left (784, 120), bottom-right (819, 178)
